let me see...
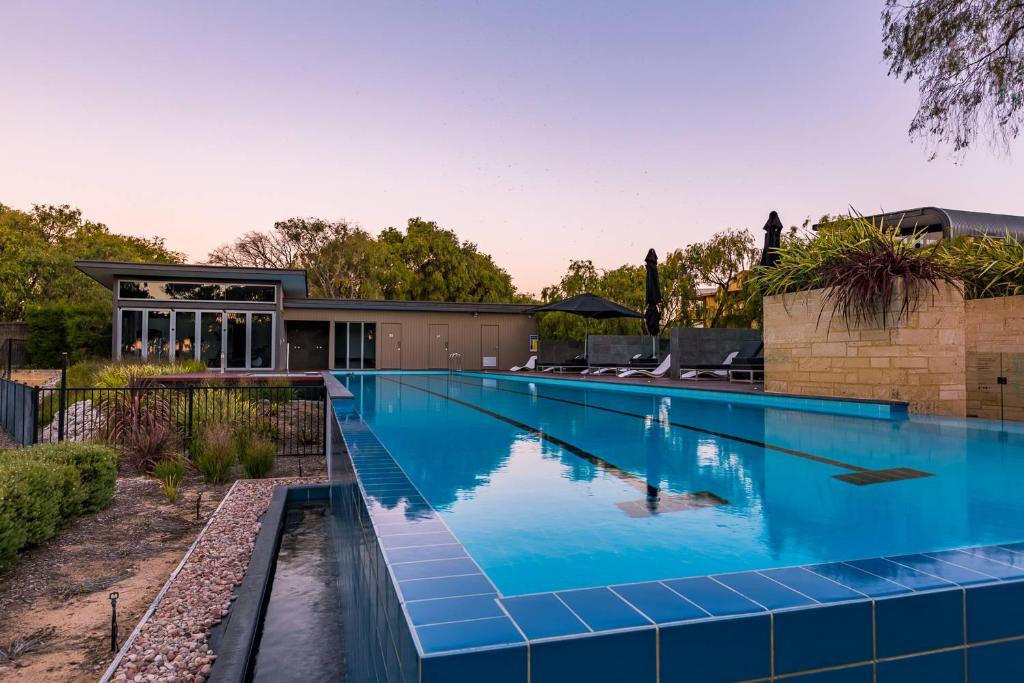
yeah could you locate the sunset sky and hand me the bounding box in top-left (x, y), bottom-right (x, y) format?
top-left (2, 1), bottom-right (1021, 295)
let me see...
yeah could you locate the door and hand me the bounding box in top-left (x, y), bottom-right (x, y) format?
top-left (481, 324), bottom-right (499, 368)
top-left (286, 321), bottom-right (330, 370)
top-left (428, 324), bottom-right (449, 369)
top-left (381, 323), bottom-right (402, 369)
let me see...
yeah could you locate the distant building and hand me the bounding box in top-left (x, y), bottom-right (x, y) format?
top-left (76, 260), bottom-right (538, 372)
top-left (815, 207), bottom-right (1024, 245)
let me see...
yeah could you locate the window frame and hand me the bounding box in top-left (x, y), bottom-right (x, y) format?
top-left (115, 278), bottom-right (278, 304)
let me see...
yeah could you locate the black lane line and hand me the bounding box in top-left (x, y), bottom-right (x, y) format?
top-left (377, 375), bottom-right (660, 497)
top-left (443, 375), bottom-right (870, 474)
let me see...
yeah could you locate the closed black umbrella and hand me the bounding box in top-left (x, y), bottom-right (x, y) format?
top-left (759, 211), bottom-right (784, 268)
top-left (530, 293), bottom-right (642, 358)
top-left (644, 249), bottom-right (662, 350)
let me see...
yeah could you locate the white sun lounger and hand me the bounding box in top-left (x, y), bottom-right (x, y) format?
top-left (679, 351), bottom-right (739, 380)
top-left (617, 354), bottom-right (672, 379)
top-left (510, 355), bottom-right (537, 372)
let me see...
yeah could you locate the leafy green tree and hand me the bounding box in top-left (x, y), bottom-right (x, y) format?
top-left (0, 203), bottom-right (182, 321)
top-left (684, 228), bottom-right (760, 328)
top-left (883, 0), bottom-right (1024, 157)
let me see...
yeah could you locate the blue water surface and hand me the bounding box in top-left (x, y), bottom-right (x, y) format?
top-left (336, 372), bottom-right (1024, 596)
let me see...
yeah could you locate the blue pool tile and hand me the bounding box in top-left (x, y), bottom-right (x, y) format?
top-left (926, 549), bottom-right (1024, 580)
top-left (381, 531), bottom-right (459, 549)
top-left (846, 558), bottom-right (955, 591)
top-left (374, 519), bottom-right (448, 536)
top-left (968, 639), bottom-right (1024, 682)
top-left (961, 544), bottom-right (1024, 570)
top-left (784, 664), bottom-right (873, 683)
top-left (499, 593), bottom-right (589, 640)
top-left (966, 579), bottom-right (1024, 642)
top-left (399, 573), bottom-right (494, 601)
top-left (998, 540), bottom-right (1024, 554)
top-left (806, 562), bottom-right (911, 597)
top-left (712, 571), bottom-right (816, 610)
top-left (773, 601), bottom-right (873, 674)
top-left (761, 566), bottom-right (865, 602)
top-left (385, 543), bottom-right (468, 564)
top-left (877, 650), bottom-right (964, 683)
top-left (875, 588), bottom-right (964, 658)
top-left (530, 629), bottom-right (656, 683)
top-left (421, 645), bottom-right (528, 683)
top-left (392, 557), bottom-right (481, 581)
top-left (406, 594), bottom-right (503, 626)
top-left (555, 587), bottom-right (650, 632)
top-left (416, 616), bottom-right (524, 654)
top-left (662, 576), bottom-right (765, 616)
top-left (609, 582), bottom-right (708, 624)
top-left (363, 484), bottom-right (420, 496)
top-left (660, 613), bottom-right (770, 683)
top-left (885, 554), bottom-right (995, 585)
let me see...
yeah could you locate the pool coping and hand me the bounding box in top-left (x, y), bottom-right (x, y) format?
top-left (330, 383), bottom-right (1024, 681)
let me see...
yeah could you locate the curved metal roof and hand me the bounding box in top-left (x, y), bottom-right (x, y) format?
top-left (816, 207), bottom-right (1024, 240)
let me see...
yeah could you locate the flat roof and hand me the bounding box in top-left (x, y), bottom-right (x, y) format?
top-left (285, 298), bottom-right (536, 314)
top-left (75, 260), bottom-right (309, 299)
top-left (814, 207), bottom-right (1024, 240)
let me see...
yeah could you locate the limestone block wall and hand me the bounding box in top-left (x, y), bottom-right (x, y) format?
top-left (964, 295), bottom-right (1024, 420)
top-left (763, 283), bottom-right (966, 415)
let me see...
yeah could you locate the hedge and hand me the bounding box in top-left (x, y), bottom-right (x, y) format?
top-left (0, 442), bottom-right (118, 572)
top-left (24, 302), bottom-right (112, 367)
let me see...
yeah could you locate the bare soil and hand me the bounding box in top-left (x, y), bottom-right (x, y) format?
top-left (0, 456), bottom-right (326, 682)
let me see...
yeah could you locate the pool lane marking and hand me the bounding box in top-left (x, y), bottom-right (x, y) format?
top-left (377, 376), bottom-right (661, 497)
top-left (442, 375), bottom-right (871, 474)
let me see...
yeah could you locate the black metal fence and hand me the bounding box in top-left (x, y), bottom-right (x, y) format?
top-left (2, 338), bottom-right (28, 380)
top-left (1, 374), bottom-right (326, 457)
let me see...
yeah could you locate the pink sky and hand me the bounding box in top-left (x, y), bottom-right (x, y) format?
top-left (1, 1), bottom-right (1021, 296)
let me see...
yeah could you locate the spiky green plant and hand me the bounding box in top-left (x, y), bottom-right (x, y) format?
top-left (153, 457), bottom-right (185, 503)
top-left (944, 233), bottom-right (1024, 300)
top-left (755, 214), bottom-right (961, 328)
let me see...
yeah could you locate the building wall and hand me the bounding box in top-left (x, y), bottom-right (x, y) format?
top-left (964, 295), bottom-right (1024, 420)
top-left (763, 283), bottom-right (966, 415)
top-left (282, 308), bottom-right (538, 371)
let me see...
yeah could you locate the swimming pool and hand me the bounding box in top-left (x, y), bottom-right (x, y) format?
top-left (328, 371), bottom-right (1024, 682)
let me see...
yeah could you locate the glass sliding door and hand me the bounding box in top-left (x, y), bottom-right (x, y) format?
top-left (362, 323), bottom-right (376, 369)
top-left (225, 312), bottom-right (248, 369)
top-left (334, 322), bottom-right (348, 369)
top-left (347, 322), bottom-right (362, 369)
top-left (174, 311), bottom-right (196, 360)
top-left (120, 310), bottom-right (144, 360)
top-left (250, 314), bottom-right (274, 369)
top-left (334, 321), bottom-right (377, 369)
top-left (200, 312), bottom-right (223, 369)
top-left (147, 310), bottom-right (172, 361)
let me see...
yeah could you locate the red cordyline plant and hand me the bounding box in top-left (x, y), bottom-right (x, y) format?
top-left (756, 214), bottom-right (962, 329)
top-left (105, 381), bottom-right (181, 474)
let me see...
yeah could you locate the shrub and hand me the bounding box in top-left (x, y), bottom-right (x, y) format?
top-left (106, 392), bottom-right (180, 473)
top-left (194, 423), bottom-right (236, 484)
top-left (93, 358), bottom-right (207, 388)
top-left (33, 442), bottom-right (118, 513)
top-left (239, 436), bottom-right (275, 479)
top-left (755, 214), bottom-right (961, 328)
top-left (153, 458), bottom-right (185, 503)
top-left (944, 233), bottom-right (1024, 300)
top-left (24, 303), bottom-right (112, 367)
top-left (0, 443), bottom-right (119, 573)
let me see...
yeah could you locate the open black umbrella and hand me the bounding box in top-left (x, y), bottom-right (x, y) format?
top-left (759, 211), bottom-right (784, 268)
top-left (644, 249), bottom-right (662, 354)
top-left (530, 293), bottom-right (642, 358)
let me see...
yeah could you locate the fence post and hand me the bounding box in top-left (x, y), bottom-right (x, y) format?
top-left (30, 387), bottom-right (39, 445)
top-left (4, 338), bottom-right (11, 380)
top-left (186, 384), bottom-right (195, 453)
top-left (57, 352), bottom-right (68, 442)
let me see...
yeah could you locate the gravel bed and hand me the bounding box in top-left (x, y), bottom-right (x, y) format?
top-left (109, 477), bottom-right (322, 683)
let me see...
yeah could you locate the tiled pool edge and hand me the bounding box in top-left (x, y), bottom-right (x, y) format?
top-left (329, 399), bottom-right (1024, 682)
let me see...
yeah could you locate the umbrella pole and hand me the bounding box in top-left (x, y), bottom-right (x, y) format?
top-left (584, 318), bottom-right (589, 360)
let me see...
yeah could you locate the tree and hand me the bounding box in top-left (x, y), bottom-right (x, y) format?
top-left (0, 203), bottom-right (182, 321)
top-left (883, 0), bottom-right (1024, 157)
top-left (684, 228), bottom-right (760, 328)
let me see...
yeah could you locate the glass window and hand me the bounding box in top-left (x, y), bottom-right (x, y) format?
top-left (200, 312), bottom-right (223, 369)
top-left (363, 323), bottom-right (376, 369)
top-left (347, 323), bottom-right (362, 369)
top-left (334, 322), bottom-right (349, 369)
top-left (147, 310), bottom-right (171, 361)
top-left (120, 310), bottom-right (144, 360)
top-left (251, 314), bottom-right (274, 368)
top-left (118, 280), bottom-right (275, 303)
top-left (174, 311), bottom-right (196, 360)
top-left (226, 313), bottom-right (248, 369)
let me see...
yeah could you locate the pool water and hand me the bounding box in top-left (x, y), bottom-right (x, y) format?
top-left (338, 372), bottom-right (1024, 596)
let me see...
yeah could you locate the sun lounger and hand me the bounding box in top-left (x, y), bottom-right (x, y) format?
top-left (728, 343), bottom-right (764, 383)
top-left (510, 355), bottom-right (537, 372)
top-left (680, 351), bottom-right (739, 380)
top-left (617, 354), bottom-right (672, 379)
top-left (539, 355), bottom-right (588, 373)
